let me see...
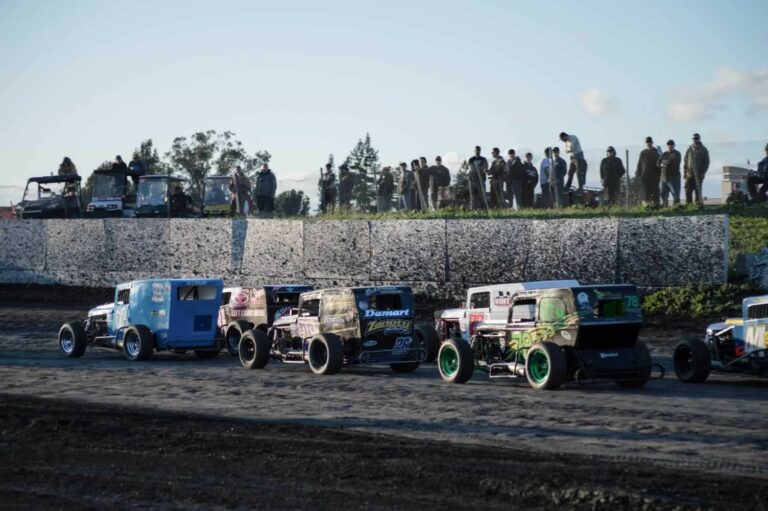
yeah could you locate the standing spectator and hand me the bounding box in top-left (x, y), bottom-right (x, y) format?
top-left (398, 161), bottom-right (416, 211)
top-left (539, 148), bottom-right (552, 208)
top-left (338, 164), bottom-right (354, 212)
top-left (658, 140), bottom-right (682, 207)
top-left (253, 163), bottom-right (277, 217)
top-left (170, 185), bottom-right (192, 217)
top-left (746, 143), bottom-right (768, 203)
top-left (552, 147), bottom-right (567, 209)
top-left (111, 155), bottom-right (128, 172)
top-left (467, 146), bottom-right (488, 210)
top-left (416, 156), bottom-right (432, 210)
top-left (319, 163), bottom-right (337, 214)
top-left (560, 132), bottom-right (587, 191)
top-left (684, 133), bottom-right (710, 206)
top-left (600, 146), bottom-right (625, 207)
top-left (377, 166), bottom-right (394, 212)
top-left (431, 155), bottom-right (451, 209)
top-left (127, 153), bottom-right (146, 192)
top-left (636, 136), bottom-right (661, 208)
top-left (505, 149), bottom-right (524, 209)
top-left (57, 157), bottom-right (78, 176)
top-left (522, 152), bottom-right (538, 208)
top-left (488, 147), bottom-right (506, 208)
top-left (229, 166), bottom-right (252, 216)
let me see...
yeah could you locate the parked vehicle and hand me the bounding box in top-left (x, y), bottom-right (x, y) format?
top-left (58, 278), bottom-right (224, 361)
top-left (16, 175), bottom-right (83, 219)
top-left (202, 176), bottom-right (231, 217)
top-left (218, 285), bottom-right (313, 356)
top-left (238, 286), bottom-right (438, 374)
top-left (134, 175), bottom-right (193, 218)
top-left (674, 294), bottom-right (768, 383)
top-left (85, 168), bottom-right (137, 218)
top-left (437, 284), bottom-right (654, 390)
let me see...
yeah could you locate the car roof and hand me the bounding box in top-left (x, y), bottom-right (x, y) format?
top-left (468, 280), bottom-right (580, 296)
top-left (120, 278), bottom-right (223, 287)
top-left (26, 175), bottom-right (82, 184)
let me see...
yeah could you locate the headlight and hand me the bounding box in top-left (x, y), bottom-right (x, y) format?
top-left (86, 205), bottom-right (94, 211)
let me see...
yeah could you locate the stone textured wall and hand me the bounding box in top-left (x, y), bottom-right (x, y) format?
top-left (0, 216), bottom-right (729, 298)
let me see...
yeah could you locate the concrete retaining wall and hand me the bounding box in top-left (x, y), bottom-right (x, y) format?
top-left (0, 216), bottom-right (729, 299)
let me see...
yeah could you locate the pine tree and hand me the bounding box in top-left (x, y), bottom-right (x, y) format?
top-left (345, 133), bottom-right (380, 212)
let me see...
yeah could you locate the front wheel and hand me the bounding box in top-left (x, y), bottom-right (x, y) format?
top-left (307, 334), bottom-right (343, 375)
top-left (59, 321), bottom-right (86, 358)
top-left (225, 320), bottom-right (253, 356)
top-left (414, 323), bottom-right (440, 363)
top-left (616, 341), bottom-right (652, 388)
top-left (437, 339), bottom-right (474, 384)
top-left (525, 341), bottom-right (566, 390)
top-left (122, 325), bottom-right (154, 361)
top-left (673, 337), bottom-right (711, 383)
top-left (239, 329), bottom-right (271, 369)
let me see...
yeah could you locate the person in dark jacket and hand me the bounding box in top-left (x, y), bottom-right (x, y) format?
top-left (522, 152), bottom-right (538, 208)
top-left (253, 163), bottom-right (277, 217)
top-left (377, 166), bottom-right (394, 212)
top-left (505, 149), bottom-right (524, 209)
top-left (636, 136), bottom-right (661, 208)
top-left (658, 140), bottom-right (682, 207)
top-left (430, 155), bottom-right (450, 209)
top-left (467, 146), bottom-right (488, 210)
top-left (111, 155), bottom-right (128, 172)
top-left (230, 166), bottom-right (252, 216)
top-left (684, 133), bottom-right (710, 205)
top-left (398, 161), bottom-right (415, 211)
top-left (746, 143), bottom-right (768, 203)
top-left (599, 146), bottom-right (625, 207)
top-left (58, 156), bottom-right (78, 176)
top-left (552, 147), bottom-right (567, 209)
top-left (416, 156), bottom-right (432, 210)
top-left (338, 164), bottom-right (354, 212)
top-left (319, 164), bottom-right (337, 214)
top-left (488, 148), bottom-right (506, 208)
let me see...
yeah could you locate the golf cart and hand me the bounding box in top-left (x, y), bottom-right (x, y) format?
top-left (85, 168), bottom-right (138, 217)
top-left (201, 175), bottom-right (231, 217)
top-left (16, 175), bottom-right (83, 219)
top-left (135, 175), bottom-right (193, 218)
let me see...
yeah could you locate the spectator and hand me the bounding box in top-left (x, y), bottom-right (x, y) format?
top-left (636, 136), bottom-right (661, 208)
top-left (398, 161), bottom-right (415, 211)
top-left (467, 146), bottom-right (488, 210)
top-left (505, 149), bottom-right (524, 209)
top-left (127, 153), bottom-right (146, 192)
top-left (253, 163), bottom-right (277, 217)
top-left (416, 156), bottom-right (432, 210)
top-left (684, 133), bottom-right (710, 206)
top-left (522, 152), bottom-right (538, 208)
top-left (658, 140), bottom-right (682, 207)
top-left (229, 166), bottom-right (252, 216)
top-left (377, 166), bottom-right (394, 212)
top-left (600, 146), bottom-right (625, 207)
top-left (431, 155), bottom-right (451, 209)
top-left (57, 157), bottom-right (78, 176)
top-left (539, 148), bottom-right (552, 208)
top-left (560, 132), bottom-right (587, 191)
top-left (746, 143), bottom-right (768, 203)
top-left (319, 163), bottom-right (337, 214)
top-left (552, 147), bottom-right (567, 208)
top-left (488, 147), bottom-right (506, 208)
top-left (170, 185), bottom-right (191, 217)
top-left (111, 155), bottom-right (128, 172)
top-left (338, 164), bottom-right (354, 212)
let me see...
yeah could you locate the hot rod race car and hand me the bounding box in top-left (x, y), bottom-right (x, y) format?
top-left (238, 286), bottom-right (439, 375)
top-left (437, 284), bottom-right (656, 390)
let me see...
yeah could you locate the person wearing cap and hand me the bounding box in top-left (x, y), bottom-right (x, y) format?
top-left (539, 148), bottom-right (553, 208)
top-left (657, 140), bottom-right (682, 207)
top-left (599, 146), bottom-right (625, 207)
top-left (551, 147), bottom-right (567, 209)
top-left (522, 153), bottom-right (538, 208)
top-left (111, 155), bottom-right (128, 173)
top-left (430, 156), bottom-right (450, 209)
top-left (684, 133), bottom-right (710, 205)
top-left (319, 163), bottom-right (337, 214)
top-left (467, 146), bottom-right (488, 210)
top-left (338, 163), bottom-right (354, 212)
top-left (560, 132), bottom-right (588, 191)
top-left (636, 136), bottom-right (661, 208)
top-left (746, 143), bottom-right (768, 203)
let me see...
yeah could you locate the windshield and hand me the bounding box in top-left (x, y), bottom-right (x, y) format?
top-left (137, 179), bottom-right (168, 206)
top-left (204, 179), bottom-right (229, 205)
top-left (92, 174), bottom-right (124, 200)
top-left (25, 180), bottom-right (70, 201)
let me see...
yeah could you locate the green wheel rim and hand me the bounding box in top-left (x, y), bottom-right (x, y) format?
top-left (439, 345), bottom-right (459, 377)
top-left (528, 350), bottom-right (550, 383)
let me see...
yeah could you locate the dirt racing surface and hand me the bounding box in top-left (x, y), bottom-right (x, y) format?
top-left (1, 285), bottom-right (767, 509)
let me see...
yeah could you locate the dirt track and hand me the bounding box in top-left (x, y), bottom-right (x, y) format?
top-left (1, 292), bottom-right (768, 509)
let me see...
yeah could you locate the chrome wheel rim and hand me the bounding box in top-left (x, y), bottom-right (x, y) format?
top-left (125, 331), bottom-right (140, 357)
top-left (60, 329), bottom-right (74, 353)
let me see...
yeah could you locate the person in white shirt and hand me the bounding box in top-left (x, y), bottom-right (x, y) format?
top-left (539, 147), bottom-right (552, 208)
top-left (560, 132), bottom-right (588, 191)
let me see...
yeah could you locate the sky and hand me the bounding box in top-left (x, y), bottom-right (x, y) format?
top-left (1, 0), bottom-right (767, 205)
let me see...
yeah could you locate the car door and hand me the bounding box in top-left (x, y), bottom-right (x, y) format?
top-left (296, 295), bottom-right (321, 341)
top-left (466, 291), bottom-right (491, 338)
top-left (507, 298), bottom-right (537, 353)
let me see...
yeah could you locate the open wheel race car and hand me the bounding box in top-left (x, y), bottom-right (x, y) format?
top-left (437, 285), bottom-right (658, 390)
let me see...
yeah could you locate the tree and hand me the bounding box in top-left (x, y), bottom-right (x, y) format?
top-left (454, 160), bottom-right (470, 208)
top-left (133, 139), bottom-right (169, 175)
top-left (214, 131), bottom-right (271, 178)
top-left (345, 133), bottom-right (380, 212)
top-left (275, 189), bottom-right (310, 217)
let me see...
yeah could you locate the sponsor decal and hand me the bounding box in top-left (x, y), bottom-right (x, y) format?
top-left (365, 319), bottom-right (411, 335)
top-left (362, 309), bottom-right (410, 319)
top-left (321, 316), bottom-right (347, 327)
top-left (274, 307), bottom-right (290, 322)
top-left (577, 292), bottom-right (591, 309)
top-left (560, 330), bottom-right (572, 341)
top-left (232, 292), bottom-right (250, 306)
top-left (599, 352), bottom-right (619, 359)
top-left (393, 337), bottom-right (412, 353)
top-left (362, 340), bottom-right (378, 348)
top-left (493, 296), bottom-right (512, 307)
top-left (151, 282), bottom-right (171, 303)
top-left (231, 308), bottom-right (262, 318)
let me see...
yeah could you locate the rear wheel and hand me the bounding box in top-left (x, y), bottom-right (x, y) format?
top-left (673, 337), bottom-right (711, 383)
top-left (225, 320), bottom-right (253, 356)
top-left (437, 339), bottom-right (474, 384)
top-left (59, 321), bottom-right (86, 358)
top-left (123, 325), bottom-right (154, 361)
top-left (414, 323), bottom-right (440, 363)
top-left (525, 341), bottom-right (566, 390)
top-left (616, 341), bottom-right (652, 388)
top-left (239, 329), bottom-right (271, 369)
top-left (307, 334), bottom-right (343, 375)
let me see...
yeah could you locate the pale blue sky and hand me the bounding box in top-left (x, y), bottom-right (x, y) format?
top-left (1, 0), bottom-right (766, 204)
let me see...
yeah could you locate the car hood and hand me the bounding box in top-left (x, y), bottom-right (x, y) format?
top-left (434, 308), bottom-right (465, 320)
top-left (89, 303), bottom-right (115, 316)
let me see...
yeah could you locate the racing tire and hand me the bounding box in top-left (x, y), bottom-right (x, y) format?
top-left (194, 348), bottom-right (221, 359)
top-left (239, 329), bottom-right (270, 370)
top-left (307, 334), bottom-right (343, 375)
top-left (59, 321), bottom-right (87, 358)
top-left (122, 325), bottom-right (154, 361)
top-left (414, 323), bottom-right (440, 363)
top-left (525, 341), bottom-right (566, 390)
top-left (616, 341), bottom-right (652, 388)
top-left (437, 339), bottom-right (474, 384)
top-left (225, 320), bottom-right (253, 356)
top-left (390, 362), bottom-right (419, 373)
top-left (673, 337), bottom-right (711, 383)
